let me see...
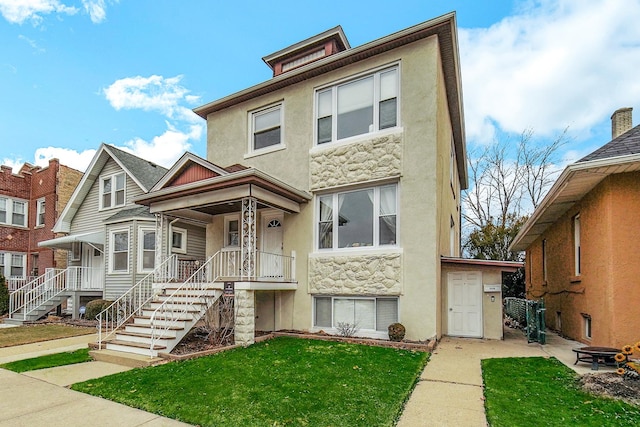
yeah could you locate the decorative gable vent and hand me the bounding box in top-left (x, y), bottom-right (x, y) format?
top-left (262, 26), bottom-right (350, 77)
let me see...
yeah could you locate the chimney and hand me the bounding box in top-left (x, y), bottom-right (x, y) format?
top-left (611, 107), bottom-right (633, 139)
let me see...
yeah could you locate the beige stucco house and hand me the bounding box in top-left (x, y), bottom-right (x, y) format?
top-left (133, 12), bottom-right (474, 347)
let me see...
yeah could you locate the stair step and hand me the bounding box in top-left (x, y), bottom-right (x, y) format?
top-left (90, 349), bottom-right (163, 368)
top-left (107, 339), bottom-right (166, 350)
top-left (127, 323), bottom-right (184, 331)
top-left (117, 331), bottom-right (174, 340)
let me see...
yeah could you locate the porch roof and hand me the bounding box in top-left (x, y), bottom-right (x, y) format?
top-left (134, 168), bottom-right (311, 217)
top-left (38, 231), bottom-right (104, 250)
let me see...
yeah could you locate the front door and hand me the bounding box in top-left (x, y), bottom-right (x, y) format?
top-left (447, 271), bottom-right (483, 337)
top-left (260, 213), bottom-right (283, 277)
top-left (82, 244), bottom-right (104, 290)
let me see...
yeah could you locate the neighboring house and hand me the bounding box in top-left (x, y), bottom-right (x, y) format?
top-left (0, 159), bottom-right (81, 290)
top-left (131, 12), bottom-right (515, 351)
top-left (510, 107), bottom-right (640, 349)
top-left (7, 143), bottom-right (208, 323)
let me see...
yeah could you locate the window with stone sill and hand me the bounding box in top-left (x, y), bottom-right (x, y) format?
top-left (318, 184), bottom-right (397, 250)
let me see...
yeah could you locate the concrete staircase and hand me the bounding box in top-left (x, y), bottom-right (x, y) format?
top-left (4, 294), bottom-right (69, 325)
top-left (101, 284), bottom-right (222, 357)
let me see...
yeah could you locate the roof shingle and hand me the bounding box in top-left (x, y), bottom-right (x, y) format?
top-left (578, 124), bottom-right (640, 162)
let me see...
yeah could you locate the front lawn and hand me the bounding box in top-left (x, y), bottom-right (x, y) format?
top-left (0, 324), bottom-right (95, 347)
top-left (0, 348), bottom-right (92, 372)
top-left (72, 337), bottom-right (428, 426)
top-left (483, 357), bottom-right (640, 426)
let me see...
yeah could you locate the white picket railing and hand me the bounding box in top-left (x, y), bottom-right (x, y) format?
top-left (7, 276), bottom-right (38, 292)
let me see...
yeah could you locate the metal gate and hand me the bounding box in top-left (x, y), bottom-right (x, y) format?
top-left (525, 299), bottom-right (546, 344)
top-left (504, 297), bottom-right (546, 344)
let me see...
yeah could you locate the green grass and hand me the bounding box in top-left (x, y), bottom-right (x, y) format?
top-left (482, 357), bottom-right (640, 426)
top-left (0, 324), bottom-right (95, 347)
top-left (0, 348), bottom-right (92, 372)
top-left (72, 337), bottom-right (428, 426)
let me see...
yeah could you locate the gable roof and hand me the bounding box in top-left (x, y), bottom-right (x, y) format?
top-left (510, 124), bottom-right (640, 252)
top-left (150, 152), bottom-right (230, 191)
top-left (193, 12), bottom-right (467, 189)
top-left (53, 143), bottom-right (168, 233)
top-left (578, 125), bottom-right (640, 162)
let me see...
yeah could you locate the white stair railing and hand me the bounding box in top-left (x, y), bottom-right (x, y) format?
top-left (9, 271), bottom-right (53, 318)
top-left (97, 255), bottom-right (178, 349)
top-left (149, 251), bottom-right (228, 351)
top-left (22, 269), bottom-right (70, 319)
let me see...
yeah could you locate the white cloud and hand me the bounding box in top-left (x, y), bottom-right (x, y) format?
top-left (121, 123), bottom-right (203, 168)
top-left (81, 0), bottom-right (113, 23)
top-left (460, 0), bottom-right (640, 144)
top-left (0, 0), bottom-right (77, 25)
top-left (103, 75), bottom-right (201, 123)
top-left (33, 146), bottom-right (97, 171)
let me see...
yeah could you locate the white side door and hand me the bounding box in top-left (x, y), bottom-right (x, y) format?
top-left (82, 244), bottom-right (104, 290)
top-left (447, 271), bottom-right (483, 338)
top-left (260, 213), bottom-right (283, 277)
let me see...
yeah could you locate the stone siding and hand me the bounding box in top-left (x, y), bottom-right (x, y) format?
top-left (309, 253), bottom-right (402, 295)
top-left (234, 289), bottom-right (255, 346)
top-left (309, 133), bottom-right (402, 191)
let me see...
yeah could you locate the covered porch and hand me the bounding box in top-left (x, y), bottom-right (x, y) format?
top-left (135, 165), bottom-right (310, 344)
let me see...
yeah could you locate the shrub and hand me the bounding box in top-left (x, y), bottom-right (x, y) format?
top-left (0, 275), bottom-right (8, 315)
top-left (388, 322), bottom-right (406, 341)
top-left (336, 322), bottom-right (358, 337)
top-left (84, 299), bottom-right (112, 320)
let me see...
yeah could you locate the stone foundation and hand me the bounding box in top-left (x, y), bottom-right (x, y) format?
top-left (234, 290), bottom-right (255, 346)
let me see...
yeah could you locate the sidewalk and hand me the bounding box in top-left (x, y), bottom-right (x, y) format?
top-left (397, 328), bottom-right (611, 427)
top-left (0, 335), bottom-right (192, 427)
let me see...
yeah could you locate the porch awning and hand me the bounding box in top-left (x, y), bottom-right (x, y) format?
top-left (38, 231), bottom-right (104, 250)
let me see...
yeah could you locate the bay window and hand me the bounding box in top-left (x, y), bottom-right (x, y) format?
top-left (318, 184), bottom-right (397, 250)
top-left (138, 228), bottom-right (156, 272)
top-left (110, 229), bottom-right (129, 273)
top-left (316, 66), bottom-right (398, 144)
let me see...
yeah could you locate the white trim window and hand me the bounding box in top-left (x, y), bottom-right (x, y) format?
top-left (171, 227), bottom-right (187, 254)
top-left (316, 66), bottom-right (398, 144)
top-left (224, 215), bottom-right (239, 248)
top-left (36, 198), bottom-right (46, 227)
top-left (249, 103), bottom-right (283, 154)
top-left (573, 214), bottom-right (581, 276)
top-left (0, 198), bottom-right (28, 227)
top-left (318, 184), bottom-right (397, 250)
top-left (11, 254), bottom-right (25, 277)
top-left (100, 172), bottom-right (126, 210)
top-left (138, 228), bottom-right (156, 272)
top-left (314, 296), bottom-right (398, 334)
top-left (583, 314), bottom-right (592, 340)
top-left (110, 229), bottom-right (129, 273)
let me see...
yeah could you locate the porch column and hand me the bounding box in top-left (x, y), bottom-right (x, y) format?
top-left (154, 213), bottom-right (163, 272)
top-left (234, 290), bottom-right (255, 346)
top-left (241, 197), bottom-right (257, 278)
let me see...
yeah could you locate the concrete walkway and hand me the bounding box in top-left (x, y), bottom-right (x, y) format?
top-left (0, 335), bottom-right (191, 427)
top-left (397, 328), bottom-right (613, 426)
top-left (0, 328), bottom-right (606, 427)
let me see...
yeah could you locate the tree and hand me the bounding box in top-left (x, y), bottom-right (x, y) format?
top-left (462, 128), bottom-right (569, 256)
top-left (0, 275), bottom-right (8, 315)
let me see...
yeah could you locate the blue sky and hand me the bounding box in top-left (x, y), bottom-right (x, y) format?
top-left (1, 0), bottom-right (640, 173)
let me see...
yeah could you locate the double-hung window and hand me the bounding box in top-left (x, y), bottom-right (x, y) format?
top-left (101, 172), bottom-right (125, 209)
top-left (0, 198), bottom-right (6, 224)
top-left (318, 184), bottom-right (397, 250)
top-left (224, 216), bottom-right (239, 248)
top-left (36, 198), bottom-right (46, 227)
top-left (314, 296), bottom-right (398, 333)
top-left (250, 103), bottom-right (283, 153)
top-left (316, 66), bottom-right (398, 144)
top-left (0, 198), bottom-right (28, 227)
top-left (10, 253), bottom-right (25, 277)
top-left (573, 214), bottom-right (581, 276)
top-left (12, 201), bottom-right (26, 227)
top-left (138, 228), bottom-right (156, 272)
top-left (110, 229), bottom-right (129, 273)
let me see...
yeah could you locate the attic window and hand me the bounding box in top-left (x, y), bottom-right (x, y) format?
top-left (282, 49), bottom-right (325, 72)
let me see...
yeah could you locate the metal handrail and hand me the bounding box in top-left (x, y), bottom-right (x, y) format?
top-left (148, 250), bottom-right (296, 352)
top-left (97, 255), bottom-right (178, 349)
top-left (9, 272), bottom-right (51, 318)
top-left (22, 269), bottom-right (69, 318)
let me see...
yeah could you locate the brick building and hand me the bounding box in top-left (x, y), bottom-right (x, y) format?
top-left (0, 159), bottom-right (82, 288)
